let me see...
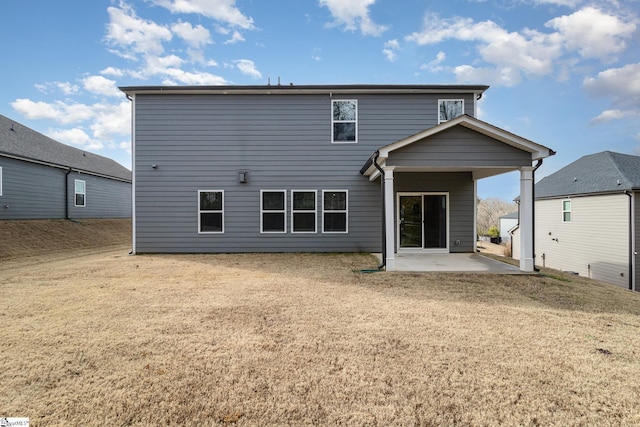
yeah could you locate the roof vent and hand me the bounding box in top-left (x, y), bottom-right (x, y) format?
top-left (573, 177), bottom-right (577, 182)
top-left (617, 179), bottom-right (621, 185)
top-left (10, 123), bottom-right (15, 132)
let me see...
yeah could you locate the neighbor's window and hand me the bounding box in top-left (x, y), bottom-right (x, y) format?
top-left (74, 179), bottom-right (86, 207)
top-left (199, 190), bottom-right (224, 233)
top-left (292, 190), bottom-right (316, 233)
top-left (438, 99), bottom-right (464, 124)
top-left (323, 190), bottom-right (348, 233)
top-left (261, 190), bottom-right (286, 233)
top-left (562, 199), bottom-right (571, 223)
top-left (332, 100), bottom-right (357, 143)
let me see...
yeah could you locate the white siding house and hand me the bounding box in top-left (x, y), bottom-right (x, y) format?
top-left (513, 151), bottom-right (639, 290)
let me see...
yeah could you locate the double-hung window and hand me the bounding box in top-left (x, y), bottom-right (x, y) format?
top-left (292, 190), bottom-right (316, 233)
top-left (74, 179), bottom-right (86, 207)
top-left (199, 190), bottom-right (224, 233)
top-left (323, 190), bottom-right (348, 233)
top-left (562, 199), bottom-right (571, 223)
top-left (438, 99), bottom-right (464, 124)
top-left (261, 190), bottom-right (286, 233)
top-left (332, 100), bottom-right (357, 143)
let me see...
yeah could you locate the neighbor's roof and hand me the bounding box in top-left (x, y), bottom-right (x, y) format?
top-left (0, 114), bottom-right (131, 182)
top-left (500, 211), bottom-right (519, 220)
top-left (535, 151), bottom-right (640, 198)
top-left (119, 84), bottom-right (490, 96)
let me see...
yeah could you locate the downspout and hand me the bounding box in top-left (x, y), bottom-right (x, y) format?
top-left (625, 191), bottom-right (633, 290)
top-left (532, 159), bottom-right (543, 272)
top-left (370, 150), bottom-right (386, 269)
top-left (65, 167), bottom-right (72, 220)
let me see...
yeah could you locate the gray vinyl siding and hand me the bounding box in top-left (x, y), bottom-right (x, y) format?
top-left (0, 157), bottom-right (66, 219)
top-left (132, 93), bottom-right (476, 253)
top-left (67, 173), bottom-right (132, 219)
top-left (0, 156), bottom-right (131, 220)
top-left (535, 195), bottom-right (629, 288)
top-left (387, 127), bottom-right (532, 168)
top-left (394, 172), bottom-right (474, 253)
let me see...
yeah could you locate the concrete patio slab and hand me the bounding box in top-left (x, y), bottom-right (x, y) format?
top-left (376, 253), bottom-right (525, 274)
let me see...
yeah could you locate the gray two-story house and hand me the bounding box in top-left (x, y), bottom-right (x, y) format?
top-left (120, 84), bottom-right (553, 271)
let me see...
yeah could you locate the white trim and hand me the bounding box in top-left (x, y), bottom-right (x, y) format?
top-left (131, 94), bottom-right (136, 254)
top-left (322, 190), bottom-right (348, 234)
top-left (396, 192), bottom-right (450, 253)
top-left (74, 179), bottom-right (86, 207)
top-left (198, 190), bottom-right (224, 234)
top-left (383, 166), bottom-right (396, 270)
top-left (331, 99), bottom-right (358, 144)
top-left (0, 166), bottom-right (3, 196)
top-left (291, 190), bottom-right (317, 233)
top-left (438, 99), bottom-right (464, 124)
top-left (562, 199), bottom-right (572, 223)
top-left (519, 167), bottom-right (534, 271)
top-left (632, 192), bottom-right (636, 292)
top-left (473, 179), bottom-right (478, 252)
top-left (261, 189), bottom-right (287, 234)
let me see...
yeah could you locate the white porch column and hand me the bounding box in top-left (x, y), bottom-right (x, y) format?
top-left (384, 166), bottom-right (396, 271)
top-left (519, 166), bottom-right (535, 272)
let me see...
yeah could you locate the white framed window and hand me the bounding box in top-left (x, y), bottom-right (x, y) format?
top-left (199, 190), bottom-right (224, 233)
top-left (438, 99), bottom-right (464, 124)
top-left (74, 179), bottom-right (86, 207)
top-left (562, 199), bottom-right (571, 223)
top-left (261, 190), bottom-right (286, 233)
top-left (323, 190), bottom-right (348, 233)
top-left (292, 190), bottom-right (317, 233)
top-left (332, 100), bottom-right (357, 143)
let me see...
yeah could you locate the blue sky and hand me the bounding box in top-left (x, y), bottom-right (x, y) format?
top-left (1, 0), bottom-right (638, 200)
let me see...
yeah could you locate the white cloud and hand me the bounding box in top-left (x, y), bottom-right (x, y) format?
top-left (383, 39), bottom-right (399, 62)
top-left (584, 63), bottom-right (640, 124)
top-left (546, 7), bottom-right (636, 61)
top-left (223, 30), bottom-right (245, 44)
top-left (235, 59), bottom-right (262, 79)
top-left (405, 7), bottom-right (637, 86)
top-left (82, 75), bottom-right (121, 97)
top-left (171, 21), bottom-right (211, 48)
top-left (106, 3), bottom-right (172, 59)
top-left (11, 99), bottom-right (94, 124)
top-left (420, 51), bottom-right (447, 73)
top-left (320, 0), bottom-right (388, 36)
top-left (47, 128), bottom-right (104, 150)
top-left (101, 67), bottom-right (125, 77)
top-left (150, 0), bottom-right (254, 29)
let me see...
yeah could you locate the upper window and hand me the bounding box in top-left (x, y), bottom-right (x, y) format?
top-left (438, 99), bottom-right (464, 124)
top-left (199, 190), bottom-right (224, 233)
top-left (74, 179), bottom-right (86, 207)
top-left (292, 190), bottom-right (317, 233)
top-left (261, 190), bottom-right (286, 233)
top-left (332, 100), bottom-right (357, 143)
top-left (323, 190), bottom-right (348, 233)
top-left (562, 199), bottom-right (571, 223)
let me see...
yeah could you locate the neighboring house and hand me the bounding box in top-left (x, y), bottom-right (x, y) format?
top-left (512, 151), bottom-right (639, 290)
top-left (0, 114), bottom-right (132, 220)
top-left (120, 84), bottom-right (553, 271)
top-left (499, 211), bottom-right (519, 243)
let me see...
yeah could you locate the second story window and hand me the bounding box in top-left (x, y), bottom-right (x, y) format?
top-left (75, 179), bottom-right (86, 207)
top-left (562, 199), bottom-right (571, 223)
top-left (332, 100), bottom-right (357, 143)
top-left (438, 99), bottom-right (464, 124)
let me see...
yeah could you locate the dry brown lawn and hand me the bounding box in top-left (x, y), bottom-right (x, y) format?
top-left (2, 220), bottom-right (640, 426)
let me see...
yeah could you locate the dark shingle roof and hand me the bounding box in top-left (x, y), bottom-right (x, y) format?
top-left (0, 114), bottom-right (131, 182)
top-left (535, 151), bottom-right (640, 199)
top-left (500, 211), bottom-right (519, 220)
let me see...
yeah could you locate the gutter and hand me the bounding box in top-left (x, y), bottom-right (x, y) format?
top-left (363, 150), bottom-right (386, 270)
top-left (65, 167), bottom-right (72, 220)
top-left (531, 158), bottom-right (544, 272)
top-left (625, 191), bottom-right (633, 290)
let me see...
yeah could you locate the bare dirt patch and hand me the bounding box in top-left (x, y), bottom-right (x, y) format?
top-left (2, 221), bottom-right (640, 426)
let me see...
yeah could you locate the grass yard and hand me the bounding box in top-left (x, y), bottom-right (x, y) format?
top-left (2, 220), bottom-right (640, 426)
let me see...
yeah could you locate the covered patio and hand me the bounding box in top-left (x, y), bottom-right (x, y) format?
top-left (361, 114), bottom-right (554, 273)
